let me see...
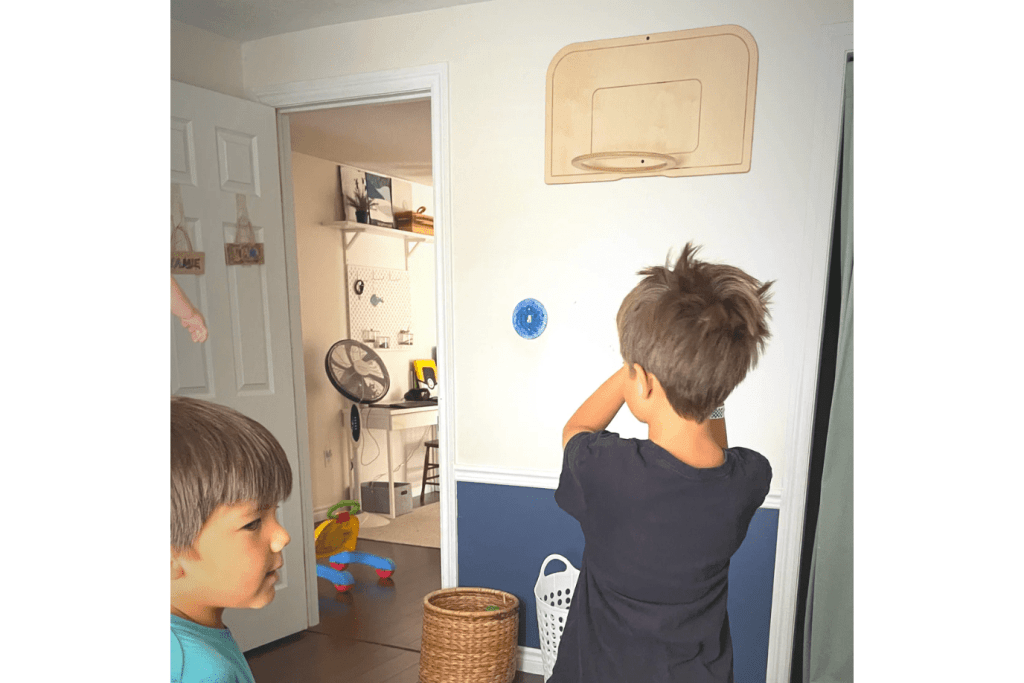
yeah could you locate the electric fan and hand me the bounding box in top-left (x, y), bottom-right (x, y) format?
top-left (325, 339), bottom-right (392, 528)
top-left (325, 339), bottom-right (390, 439)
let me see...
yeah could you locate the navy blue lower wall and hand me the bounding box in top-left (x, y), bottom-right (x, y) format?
top-left (457, 481), bottom-right (778, 683)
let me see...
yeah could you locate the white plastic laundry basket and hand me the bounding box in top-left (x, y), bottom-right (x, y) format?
top-left (534, 554), bottom-right (580, 682)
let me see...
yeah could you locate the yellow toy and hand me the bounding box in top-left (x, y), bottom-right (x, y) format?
top-left (314, 501), bottom-right (396, 592)
top-left (413, 359), bottom-right (438, 389)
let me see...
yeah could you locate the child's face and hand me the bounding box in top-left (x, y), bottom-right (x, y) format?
top-left (174, 501), bottom-right (291, 612)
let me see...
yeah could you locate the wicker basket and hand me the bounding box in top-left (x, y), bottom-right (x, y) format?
top-left (419, 587), bottom-right (519, 683)
top-left (396, 206), bottom-right (434, 236)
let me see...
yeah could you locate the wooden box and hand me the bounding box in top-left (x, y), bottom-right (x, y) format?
top-left (396, 207), bottom-right (434, 236)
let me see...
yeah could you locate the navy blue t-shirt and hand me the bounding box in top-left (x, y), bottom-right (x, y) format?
top-left (551, 430), bottom-right (771, 683)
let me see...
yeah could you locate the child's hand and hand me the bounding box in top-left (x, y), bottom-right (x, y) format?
top-left (172, 276), bottom-right (208, 343)
top-left (179, 310), bottom-right (208, 343)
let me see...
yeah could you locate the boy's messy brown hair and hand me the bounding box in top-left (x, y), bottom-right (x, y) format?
top-left (616, 243), bottom-right (773, 422)
top-left (171, 396), bottom-right (292, 553)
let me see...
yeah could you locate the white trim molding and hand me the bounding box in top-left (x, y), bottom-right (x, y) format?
top-left (248, 64), bottom-right (446, 109)
top-left (766, 21), bottom-right (852, 683)
top-left (455, 464), bottom-right (561, 491)
top-left (455, 465), bottom-right (782, 510)
top-left (257, 62), bottom-right (458, 590)
top-left (518, 646), bottom-right (545, 677)
top-left (312, 504), bottom-right (339, 524)
top-left (276, 113), bottom-right (321, 629)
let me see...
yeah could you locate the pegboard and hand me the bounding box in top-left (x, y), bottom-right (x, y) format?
top-left (347, 265), bottom-right (412, 349)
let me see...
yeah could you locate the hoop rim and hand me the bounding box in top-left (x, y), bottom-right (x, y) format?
top-left (571, 150), bottom-right (677, 173)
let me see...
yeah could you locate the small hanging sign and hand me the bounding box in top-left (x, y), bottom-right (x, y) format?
top-left (225, 194), bottom-right (265, 266)
top-left (224, 225), bottom-right (264, 265)
top-left (171, 184), bottom-right (204, 275)
top-left (171, 249), bottom-right (205, 274)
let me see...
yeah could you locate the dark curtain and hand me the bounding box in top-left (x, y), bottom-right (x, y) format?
top-left (791, 57), bottom-right (853, 683)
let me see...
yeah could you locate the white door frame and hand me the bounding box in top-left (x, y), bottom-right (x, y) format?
top-left (766, 22), bottom-right (852, 683)
top-left (250, 65), bottom-right (458, 624)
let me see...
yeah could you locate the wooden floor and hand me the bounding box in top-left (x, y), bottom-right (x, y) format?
top-left (245, 537), bottom-right (543, 683)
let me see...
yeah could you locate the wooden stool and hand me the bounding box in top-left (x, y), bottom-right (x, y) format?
top-left (421, 439), bottom-right (440, 504)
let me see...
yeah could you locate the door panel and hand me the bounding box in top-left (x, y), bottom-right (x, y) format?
top-left (171, 80), bottom-right (309, 652)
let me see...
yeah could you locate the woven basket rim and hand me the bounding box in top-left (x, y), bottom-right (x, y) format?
top-left (423, 587), bottom-right (520, 618)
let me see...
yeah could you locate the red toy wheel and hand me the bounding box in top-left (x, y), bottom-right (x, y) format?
top-left (330, 562), bottom-right (348, 571)
top-left (376, 569), bottom-right (393, 579)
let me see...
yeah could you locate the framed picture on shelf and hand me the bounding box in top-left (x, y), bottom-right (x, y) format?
top-left (365, 172), bottom-right (394, 228)
top-left (392, 178), bottom-right (412, 217)
top-left (339, 165), bottom-right (366, 222)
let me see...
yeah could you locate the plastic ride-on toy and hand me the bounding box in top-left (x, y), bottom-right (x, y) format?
top-left (314, 500), bottom-right (396, 592)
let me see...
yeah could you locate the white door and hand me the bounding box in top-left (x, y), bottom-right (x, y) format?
top-left (171, 80), bottom-right (310, 651)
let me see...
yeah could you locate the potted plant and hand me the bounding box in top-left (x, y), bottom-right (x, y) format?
top-left (345, 178), bottom-right (377, 224)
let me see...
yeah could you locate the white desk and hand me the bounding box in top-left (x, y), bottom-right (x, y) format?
top-left (364, 404), bottom-right (438, 518)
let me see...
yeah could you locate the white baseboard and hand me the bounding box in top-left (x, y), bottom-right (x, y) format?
top-left (312, 504), bottom-right (339, 523)
top-left (518, 646), bottom-right (546, 677)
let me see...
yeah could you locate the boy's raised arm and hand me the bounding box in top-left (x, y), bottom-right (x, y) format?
top-left (562, 366), bottom-right (629, 449)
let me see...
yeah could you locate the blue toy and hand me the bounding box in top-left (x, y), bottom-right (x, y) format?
top-left (314, 501), bottom-right (396, 592)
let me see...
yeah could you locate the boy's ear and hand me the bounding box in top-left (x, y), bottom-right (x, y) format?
top-left (171, 549), bottom-right (187, 580)
top-left (632, 364), bottom-right (655, 398)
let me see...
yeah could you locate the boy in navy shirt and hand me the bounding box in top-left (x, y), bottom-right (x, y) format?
top-left (171, 397), bottom-right (293, 682)
top-left (553, 243), bottom-right (774, 683)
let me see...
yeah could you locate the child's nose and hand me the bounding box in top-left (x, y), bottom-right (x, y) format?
top-left (270, 522), bottom-right (290, 553)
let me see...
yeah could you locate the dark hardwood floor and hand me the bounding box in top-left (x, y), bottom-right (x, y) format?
top-left (245, 537), bottom-right (543, 682)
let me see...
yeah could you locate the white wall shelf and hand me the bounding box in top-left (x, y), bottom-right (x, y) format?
top-left (324, 220), bottom-right (433, 264)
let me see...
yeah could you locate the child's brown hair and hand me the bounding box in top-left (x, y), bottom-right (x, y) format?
top-left (171, 396), bottom-right (292, 552)
top-left (616, 243), bottom-right (773, 422)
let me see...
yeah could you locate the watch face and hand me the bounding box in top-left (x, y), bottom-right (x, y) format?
top-left (513, 298), bottom-right (548, 339)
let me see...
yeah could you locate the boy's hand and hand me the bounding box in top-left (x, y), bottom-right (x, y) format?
top-left (562, 366), bottom-right (628, 449)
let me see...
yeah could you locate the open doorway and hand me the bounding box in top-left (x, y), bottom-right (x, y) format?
top-left (241, 66), bottom-right (459, 673)
top-left (244, 87), bottom-right (453, 675)
top-left (286, 99), bottom-right (442, 550)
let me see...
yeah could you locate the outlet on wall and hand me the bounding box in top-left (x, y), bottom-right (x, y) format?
top-left (324, 449), bottom-right (332, 467)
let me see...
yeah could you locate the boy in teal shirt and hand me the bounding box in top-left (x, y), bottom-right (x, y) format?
top-left (171, 396), bottom-right (293, 682)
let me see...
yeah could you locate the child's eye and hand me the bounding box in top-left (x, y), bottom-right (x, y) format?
top-left (243, 519), bottom-right (262, 531)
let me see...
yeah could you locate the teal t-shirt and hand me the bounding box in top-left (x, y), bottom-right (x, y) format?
top-left (171, 614), bottom-right (256, 683)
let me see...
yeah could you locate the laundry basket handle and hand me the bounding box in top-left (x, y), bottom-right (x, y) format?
top-left (538, 554), bottom-right (575, 578)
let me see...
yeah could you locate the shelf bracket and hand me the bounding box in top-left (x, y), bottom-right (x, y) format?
top-left (344, 231), bottom-right (361, 250)
top-left (405, 239), bottom-right (422, 270)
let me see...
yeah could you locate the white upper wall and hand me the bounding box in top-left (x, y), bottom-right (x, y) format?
top-left (171, 20), bottom-right (245, 99)
top-left (240, 0), bottom-right (854, 494)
